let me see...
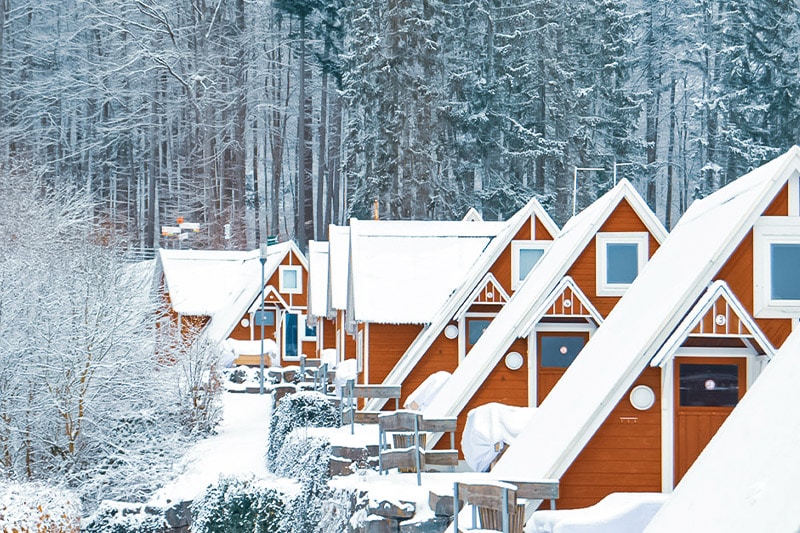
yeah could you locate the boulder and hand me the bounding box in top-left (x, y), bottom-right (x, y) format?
top-left (368, 499), bottom-right (416, 520)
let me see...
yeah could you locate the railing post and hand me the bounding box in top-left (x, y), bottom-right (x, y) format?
top-left (414, 414), bottom-right (421, 486)
top-left (502, 488), bottom-right (509, 533)
top-left (453, 483), bottom-right (459, 533)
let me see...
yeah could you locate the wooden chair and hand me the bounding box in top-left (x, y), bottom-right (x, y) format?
top-left (340, 379), bottom-right (401, 433)
top-left (453, 481), bottom-right (522, 533)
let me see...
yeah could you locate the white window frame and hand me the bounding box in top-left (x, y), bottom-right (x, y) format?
top-left (595, 232), bottom-right (649, 296)
top-left (300, 314), bottom-right (317, 341)
top-left (279, 265), bottom-right (303, 294)
top-left (511, 240), bottom-right (550, 290)
top-left (753, 217), bottom-right (800, 318)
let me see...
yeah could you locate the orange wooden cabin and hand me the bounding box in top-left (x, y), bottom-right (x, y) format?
top-left (487, 148), bottom-right (800, 510)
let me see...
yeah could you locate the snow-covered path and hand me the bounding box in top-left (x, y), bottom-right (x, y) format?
top-left (150, 392), bottom-right (272, 505)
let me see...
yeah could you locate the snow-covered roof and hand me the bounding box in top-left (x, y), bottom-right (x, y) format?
top-left (159, 249), bottom-right (255, 316)
top-left (423, 179), bottom-right (666, 422)
top-left (327, 225), bottom-right (350, 313)
top-left (644, 328), bottom-right (800, 532)
top-left (204, 242), bottom-right (302, 343)
top-left (490, 147), bottom-right (800, 484)
top-left (364, 197), bottom-right (558, 409)
top-left (308, 240), bottom-right (330, 319)
top-left (348, 219), bottom-right (507, 324)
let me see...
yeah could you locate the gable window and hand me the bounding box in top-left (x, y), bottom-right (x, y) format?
top-left (596, 232), bottom-right (649, 296)
top-left (754, 217), bottom-right (800, 317)
top-left (511, 241), bottom-right (549, 289)
top-left (280, 265), bottom-right (303, 294)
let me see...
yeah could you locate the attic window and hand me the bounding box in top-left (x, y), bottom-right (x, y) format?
top-left (280, 265), bottom-right (302, 294)
top-left (596, 232), bottom-right (649, 296)
top-left (511, 241), bottom-right (550, 289)
top-left (754, 217), bottom-right (800, 317)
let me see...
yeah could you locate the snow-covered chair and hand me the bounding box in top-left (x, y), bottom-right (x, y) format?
top-left (453, 480), bottom-right (523, 533)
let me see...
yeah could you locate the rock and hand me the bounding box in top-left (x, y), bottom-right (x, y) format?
top-left (165, 500), bottom-right (192, 528)
top-left (329, 456), bottom-right (357, 477)
top-left (365, 514), bottom-right (400, 533)
top-left (368, 499), bottom-right (416, 520)
top-left (399, 517), bottom-right (451, 533)
top-left (428, 491), bottom-right (455, 517)
top-left (331, 445), bottom-right (370, 462)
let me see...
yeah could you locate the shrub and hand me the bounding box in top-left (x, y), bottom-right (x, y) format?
top-left (0, 482), bottom-right (81, 533)
top-left (81, 501), bottom-right (164, 533)
top-left (192, 477), bottom-right (290, 533)
top-left (267, 391), bottom-right (340, 466)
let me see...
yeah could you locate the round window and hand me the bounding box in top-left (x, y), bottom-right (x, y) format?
top-left (240, 318), bottom-right (250, 328)
top-left (505, 351), bottom-right (524, 371)
top-left (629, 385), bottom-right (655, 411)
top-left (444, 324), bottom-right (459, 339)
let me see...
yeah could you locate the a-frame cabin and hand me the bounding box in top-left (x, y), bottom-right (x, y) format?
top-left (489, 147), bottom-right (800, 510)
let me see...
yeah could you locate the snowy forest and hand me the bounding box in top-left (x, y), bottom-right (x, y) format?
top-left (1, 0), bottom-right (799, 251)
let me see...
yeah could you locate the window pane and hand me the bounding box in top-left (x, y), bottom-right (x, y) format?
top-left (284, 313), bottom-right (299, 357)
top-left (305, 321), bottom-right (317, 338)
top-left (679, 364), bottom-right (739, 407)
top-left (606, 243), bottom-right (639, 284)
top-left (770, 243), bottom-right (800, 300)
top-left (254, 309), bottom-right (275, 326)
top-left (283, 269), bottom-right (298, 289)
top-left (540, 335), bottom-right (586, 368)
top-left (518, 248), bottom-right (545, 281)
top-left (467, 319), bottom-right (491, 346)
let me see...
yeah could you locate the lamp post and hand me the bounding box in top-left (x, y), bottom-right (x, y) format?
top-left (259, 243), bottom-right (268, 394)
top-left (573, 167), bottom-right (605, 216)
top-left (613, 161), bottom-right (635, 186)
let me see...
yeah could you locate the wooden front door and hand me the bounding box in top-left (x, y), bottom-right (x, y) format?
top-left (673, 356), bottom-right (746, 483)
top-left (536, 331), bottom-right (590, 405)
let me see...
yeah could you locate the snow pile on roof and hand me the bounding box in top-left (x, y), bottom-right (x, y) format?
top-left (308, 240), bottom-right (330, 318)
top-left (159, 249), bottom-right (254, 315)
top-left (644, 329), bottom-right (800, 533)
top-left (529, 492), bottom-right (668, 533)
top-left (492, 148), bottom-right (800, 483)
top-left (424, 180), bottom-right (664, 423)
top-left (328, 225), bottom-right (351, 312)
top-left (461, 403), bottom-right (537, 473)
top-left (349, 220), bottom-right (505, 324)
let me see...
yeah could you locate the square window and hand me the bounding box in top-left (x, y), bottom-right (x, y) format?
top-left (467, 318), bottom-right (491, 347)
top-left (679, 363), bottom-right (739, 407)
top-left (254, 309), bottom-right (275, 327)
top-left (511, 241), bottom-right (550, 289)
top-left (301, 314), bottom-right (317, 341)
top-left (596, 232), bottom-right (649, 296)
top-left (754, 217), bottom-right (800, 317)
top-left (280, 265), bottom-right (302, 294)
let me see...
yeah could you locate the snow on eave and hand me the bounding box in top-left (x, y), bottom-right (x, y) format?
top-left (490, 147), bottom-right (800, 485)
top-left (362, 197), bottom-right (559, 411)
top-left (423, 180), bottom-right (654, 423)
top-left (462, 207), bottom-right (483, 221)
top-left (308, 240), bottom-right (330, 319)
top-left (649, 280), bottom-right (776, 368)
top-left (644, 328), bottom-right (800, 533)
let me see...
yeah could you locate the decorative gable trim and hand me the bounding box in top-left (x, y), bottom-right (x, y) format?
top-left (541, 276), bottom-right (604, 323)
top-left (455, 273), bottom-right (510, 319)
top-left (650, 280), bottom-right (775, 367)
top-left (462, 207), bottom-right (484, 221)
top-left (247, 285), bottom-right (290, 313)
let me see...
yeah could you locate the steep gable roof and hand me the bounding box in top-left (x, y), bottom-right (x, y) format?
top-left (644, 328), bottom-right (800, 532)
top-left (327, 225), bottom-right (350, 313)
top-left (347, 219), bottom-right (506, 324)
top-left (424, 179), bottom-right (666, 421)
top-left (363, 197), bottom-right (559, 409)
top-left (491, 146), bottom-right (800, 484)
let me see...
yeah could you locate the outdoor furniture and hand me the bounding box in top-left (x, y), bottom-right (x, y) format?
top-left (453, 481), bottom-right (523, 533)
top-left (340, 379), bottom-right (401, 433)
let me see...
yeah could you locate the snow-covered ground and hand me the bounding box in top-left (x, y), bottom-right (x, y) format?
top-left (150, 392), bottom-right (278, 505)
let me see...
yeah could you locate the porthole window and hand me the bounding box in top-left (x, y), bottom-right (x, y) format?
top-left (629, 385), bottom-right (655, 411)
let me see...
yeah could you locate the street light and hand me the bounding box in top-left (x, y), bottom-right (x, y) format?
top-left (613, 162), bottom-right (635, 185)
top-left (573, 167), bottom-right (604, 216)
top-left (259, 242), bottom-right (268, 394)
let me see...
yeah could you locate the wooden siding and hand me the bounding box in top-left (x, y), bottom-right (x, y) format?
top-left (565, 199), bottom-right (661, 317)
top-left (366, 323), bottom-right (424, 385)
top-left (321, 317), bottom-right (337, 352)
top-left (440, 337), bottom-right (529, 457)
top-left (402, 328), bottom-right (460, 408)
top-left (764, 182), bottom-right (789, 216)
top-left (690, 295), bottom-right (751, 337)
top-left (556, 366), bottom-right (662, 509)
top-left (535, 216), bottom-right (555, 241)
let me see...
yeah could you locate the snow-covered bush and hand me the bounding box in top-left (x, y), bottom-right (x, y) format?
top-left (317, 487), bottom-right (368, 533)
top-left (271, 432), bottom-right (332, 532)
top-left (267, 392), bottom-right (340, 465)
top-left (81, 501), bottom-right (164, 533)
top-left (171, 335), bottom-right (223, 435)
top-left (192, 477), bottom-right (290, 533)
top-left (0, 482), bottom-right (81, 533)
